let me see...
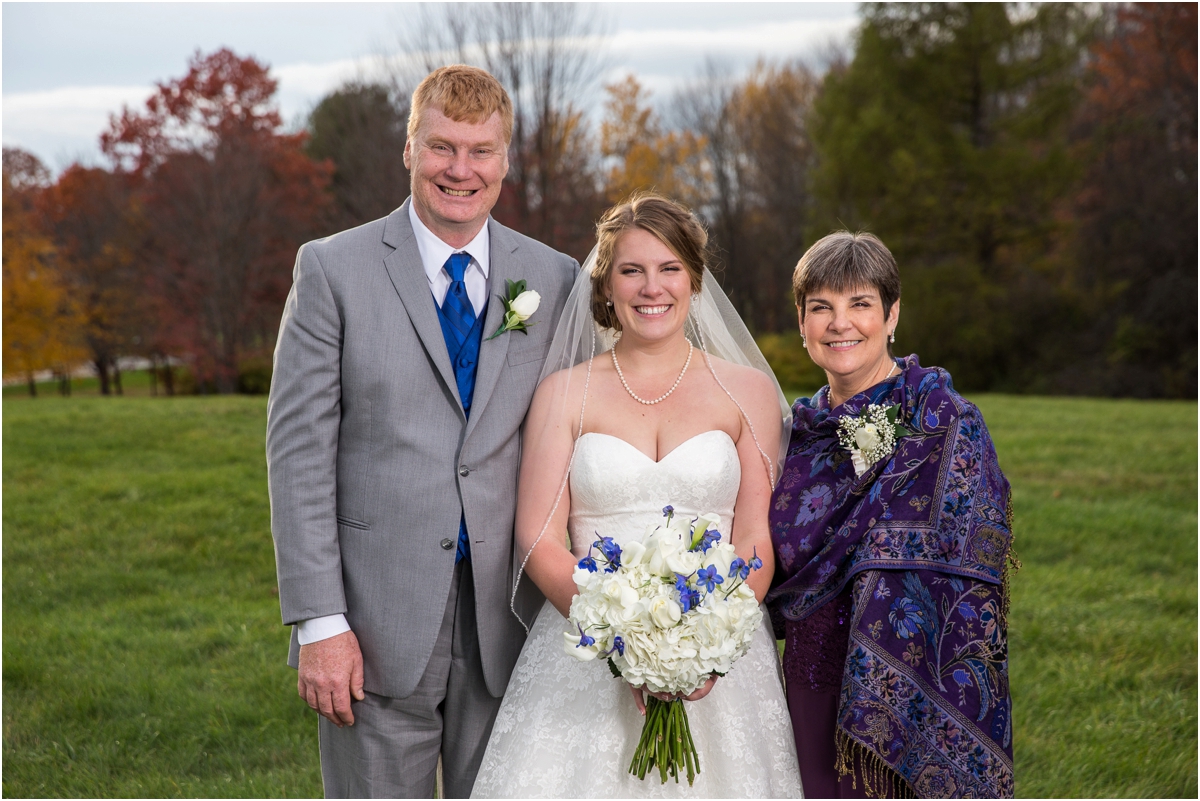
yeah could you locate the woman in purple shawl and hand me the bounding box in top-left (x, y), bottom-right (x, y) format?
top-left (767, 232), bottom-right (1016, 798)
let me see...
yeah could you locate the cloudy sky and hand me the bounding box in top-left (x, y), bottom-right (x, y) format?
top-left (3, 2), bottom-right (859, 173)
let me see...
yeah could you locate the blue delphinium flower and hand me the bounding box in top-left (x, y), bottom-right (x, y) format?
top-left (575, 624), bottom-right (595, 648)
top-left (696, 565), bottom-right (724, 592)
top-left (728, 557), bottom-right (749, 581)
top-left (662, 505), bottom-right (675, 522)
top-left (609, 636), bottom-right (625, 657)
top-left (674, 573), bottom-right (701, 613)
top-left (595, 535), bottom-right (622, 572)
top-left (748, 547), bottom-right (763, 572)
top-left (697, 527), bottom-right (722, 553)
top-left (577, 545), bottom-right (598, 573)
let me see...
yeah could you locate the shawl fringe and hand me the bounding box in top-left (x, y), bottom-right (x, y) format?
top-left (835, 728), bottom-right (915, 799)
top-left (999, 495), bottom-right (1022, 631)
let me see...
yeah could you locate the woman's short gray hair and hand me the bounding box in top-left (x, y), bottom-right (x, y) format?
top-left (792, 231), bottom-right (901, 321)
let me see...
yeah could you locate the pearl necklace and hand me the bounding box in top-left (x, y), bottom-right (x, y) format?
top-left (611, 340), bottom-right (694, 405)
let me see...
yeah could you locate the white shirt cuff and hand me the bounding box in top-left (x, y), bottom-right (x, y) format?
top-left (296, 613), bottom-right (351, 645)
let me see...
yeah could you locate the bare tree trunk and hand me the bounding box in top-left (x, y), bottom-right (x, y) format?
top-left (96, 356), bottom-right (111, 395)
top-left (149, 355), bottom-right (159, 396)
top-left (26, 372), bottom-right (37, 398)
top-left (113, 360), bottom-right (123, 395)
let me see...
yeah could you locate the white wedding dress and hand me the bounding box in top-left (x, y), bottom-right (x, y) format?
top-left (472, 430), bottom-right (804, 798)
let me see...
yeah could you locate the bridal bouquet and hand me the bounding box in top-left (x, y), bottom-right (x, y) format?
top-left (563, 506), bottom-right (764, 785)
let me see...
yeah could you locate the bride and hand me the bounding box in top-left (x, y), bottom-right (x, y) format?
top-left (471, 194), bottom-right (803, 798)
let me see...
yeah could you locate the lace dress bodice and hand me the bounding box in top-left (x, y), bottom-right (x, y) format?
top-left (472, 430), bottom-right (802, 798)
top-left (567, 430), bottom-right (740, 558)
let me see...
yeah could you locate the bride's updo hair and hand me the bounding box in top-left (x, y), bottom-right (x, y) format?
top-left (591, 192), bottom-right (708, 331)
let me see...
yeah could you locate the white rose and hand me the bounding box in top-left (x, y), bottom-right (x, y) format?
top-left (704, 543), bottom-right (737, 580)
top-left (648, 536), bottom-right (681, 576)
top-left (855, 423), bottom-right (882, 451)
top-left (647, 597), bottom-right (682, 628)
top-left (508, 290), bottom-right (541, 321)
top-left (666, 548), bottom-right (702, 576)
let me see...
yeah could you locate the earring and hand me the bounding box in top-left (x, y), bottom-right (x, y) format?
top-left (801, 335), bottom-right (807, 348)
top-left (606, 299), bottom-right (613, 307)
top-left (888, 331), bottom-right (896, 344)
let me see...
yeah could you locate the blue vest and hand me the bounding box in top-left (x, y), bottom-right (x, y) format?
top-left (436, 300), bottom-right (486, 418)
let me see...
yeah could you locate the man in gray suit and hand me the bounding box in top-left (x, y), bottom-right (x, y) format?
top-left (267, 65), bottom-right (577, 798)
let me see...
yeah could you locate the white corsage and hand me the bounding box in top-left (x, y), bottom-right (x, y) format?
top-left (836, 403), bottom-right (912, 476)
top-left (486, 279), bottom-right (541, 341)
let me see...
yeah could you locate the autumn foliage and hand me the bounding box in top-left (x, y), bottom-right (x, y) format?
top-left (98, 48), bottom-right (332, 392)
top-left (5, 9), bottom-right (1196, 397)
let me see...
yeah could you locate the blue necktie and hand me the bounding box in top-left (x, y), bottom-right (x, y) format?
top-left (441, 253), bottom-right (476, 352)
top-left (441, 252), bottom-right (475, 564)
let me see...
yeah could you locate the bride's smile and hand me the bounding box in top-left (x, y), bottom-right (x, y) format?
top-left (608, 228), bottom-right (692, 343)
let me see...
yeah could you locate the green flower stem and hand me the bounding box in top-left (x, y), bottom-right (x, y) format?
top-left (629, 697), bottom-right (700, 786)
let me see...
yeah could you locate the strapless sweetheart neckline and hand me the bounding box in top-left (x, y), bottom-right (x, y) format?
top-left (577, 429), bottom-right (735, 465)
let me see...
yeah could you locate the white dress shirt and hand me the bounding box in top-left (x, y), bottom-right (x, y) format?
top-left (295, 205), bottom-right (492, 646)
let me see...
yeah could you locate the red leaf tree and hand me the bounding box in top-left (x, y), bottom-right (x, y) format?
top-left (102, 48), bottom-right (333, 392)
top-left (36, 165), bottom-right (144, 395)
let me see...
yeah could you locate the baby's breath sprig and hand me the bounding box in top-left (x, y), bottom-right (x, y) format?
top-left (837, 403), bottom-right (912, 476)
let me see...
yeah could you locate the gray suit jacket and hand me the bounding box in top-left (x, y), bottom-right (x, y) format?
top-left (267, 199), bottom-right (577, 699)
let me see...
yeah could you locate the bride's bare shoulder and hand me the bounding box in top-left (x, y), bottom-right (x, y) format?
top-left (530, 357), bottom-right (606, 415)
top-left (701, 354), bottom-right (777, 400)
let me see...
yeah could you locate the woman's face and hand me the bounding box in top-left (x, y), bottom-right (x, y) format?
top-left (608, 228), bottom-right (692, 343)
top-left (799, 285), bottom-right (899, 384)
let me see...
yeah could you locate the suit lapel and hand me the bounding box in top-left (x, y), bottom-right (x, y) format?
top-left (381, 201), bottom-right (463, 414)
top-left (464, 218), bottom-right (520, 439)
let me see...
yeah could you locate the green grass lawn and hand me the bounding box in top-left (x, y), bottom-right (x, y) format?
top-left (3, 393), bottom-right (1196, 797)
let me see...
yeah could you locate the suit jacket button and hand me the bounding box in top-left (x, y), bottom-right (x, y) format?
top-left (440, 538), bottom-right (454, 550)
top-left (459, 465), bottom-right (470, 477)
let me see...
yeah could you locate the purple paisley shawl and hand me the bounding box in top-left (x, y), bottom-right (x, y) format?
top-left (767, 355), bottom-right (1014, 798)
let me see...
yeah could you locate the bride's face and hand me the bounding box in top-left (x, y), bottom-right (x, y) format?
top-left (607, 228), bottom-right (692, 343)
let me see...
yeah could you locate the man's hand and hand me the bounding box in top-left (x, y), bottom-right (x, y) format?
top-left (297, 630), bottom-right (365, 727)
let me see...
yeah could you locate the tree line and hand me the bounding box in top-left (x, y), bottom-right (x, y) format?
top-left (4, 3), bottom-right (1194, 398)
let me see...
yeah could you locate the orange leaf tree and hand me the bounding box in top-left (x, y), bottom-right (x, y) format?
top-left (2, 149), bottom-right (87, 395)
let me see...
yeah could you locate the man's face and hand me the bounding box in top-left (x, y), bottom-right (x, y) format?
top-left (404, 107), bottom-right (509, 246)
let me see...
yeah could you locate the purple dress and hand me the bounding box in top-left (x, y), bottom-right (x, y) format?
top-left (783, 590), bottom-right (867, 797)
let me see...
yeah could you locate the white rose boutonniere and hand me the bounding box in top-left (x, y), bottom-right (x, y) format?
top-left (486, 278), bottom-right (541, 341)
top-left (837, 403), bottom-right (912, 477)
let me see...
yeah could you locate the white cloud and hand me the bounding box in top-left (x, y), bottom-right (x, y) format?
top-left (273, 56), bottom-right (382, 118)
top-left (3, 85), bottom-right (154, 169)
top-left (610, 16), bottom-right (856, 60)
top-left (2, 12), bottom-right (859, 173)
